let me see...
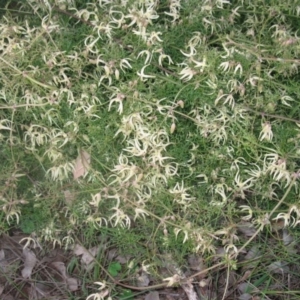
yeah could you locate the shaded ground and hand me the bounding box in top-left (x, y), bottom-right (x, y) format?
top-left (1, 226), bottom-right (300, 300)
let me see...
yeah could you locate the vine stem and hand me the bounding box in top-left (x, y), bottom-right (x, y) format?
top-left (244, 107), bottom-right (300, 124)
top-left (0, 56), bottom-right (54, 90)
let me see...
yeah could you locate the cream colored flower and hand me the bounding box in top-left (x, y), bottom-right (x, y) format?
top-left (137, 64), bottom-right (155, 81)
top-left (259, 122), bottom-right (273, 142)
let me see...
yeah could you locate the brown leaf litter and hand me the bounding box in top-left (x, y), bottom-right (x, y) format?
top-left (0, 233), bottom-right (79, 299)
top-left (1, 226), bottom-right (300, 300)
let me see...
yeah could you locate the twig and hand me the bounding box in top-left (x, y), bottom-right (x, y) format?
top-left (0, 56), bottom-right (54, 90)
top-left (221, 264), bottom-right (230, 300)
top-left (74, 236), bottom-right (223, 292)
top-left (226, 37), bottom-right (300, 64)
top-left (52, 6), bottom-right (94, 27)
top-left (244, 107), bottom-right (300, 124)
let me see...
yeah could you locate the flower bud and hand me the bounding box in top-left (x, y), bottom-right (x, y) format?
top-left (170, 123), bottom-right (176, 134)
top-left (177, 100), bottom-right (184, 108)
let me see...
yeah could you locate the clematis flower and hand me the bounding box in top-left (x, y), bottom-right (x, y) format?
top-left (259, 122), bottom-right (273, 141)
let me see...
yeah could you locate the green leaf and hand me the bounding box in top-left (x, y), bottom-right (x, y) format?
top-left (119, 289), bottom-right (134, 300)
top-left (108, 262), bottom-right (121, 277)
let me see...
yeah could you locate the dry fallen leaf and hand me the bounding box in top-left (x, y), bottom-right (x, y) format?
top-left (188, 254), bottom-right (206, 272)
top-left (73, 244), bottom-right (99, 268)
top-left (73, 244), bottom-right (85, 256)
top-left (282, 229), bottom-right (293, 245)
top-left (27, 282), bottom-right (51, 300)
top-left (161, 254), bottom-right (198, 300)
top-left (145, 291), bottom-right (160, 300)
top-left (0, 249), bottom-right (5, 260)
top-left (244, 246), bottom-right (261, 261)
top-left (73, 150), bottom-right (91, 180)
top-left (238, 282), bottom-right (259, 294)
top-left (271, 219), bottom-right (285, 231)
top-left (240, 246), bottom-right (261, 270)
top-left (238, 293), bottom-right (252, 300)
top-left (33, 282), bottom-right (51, 299)
top-left (108, 248), bottom-right (118, 260)
top-left (51, 261), bottom-right (79, 291)
top-left (237, 222), bottom-right (256, 237)
top-left (267, 261), bottom-right (290, 274)
top-left (2, 295), bottom-right (15, 300)
top-left (238, 270), bottom-right (252, 283)
top-left (181, 278), bottom-right (199, 300)
top-left (116, 254), bottom-right (131, 264)
top-left (0, 284), bottom-right (4, 296)
top-left (84, 246), bottom-right (100, 265)
top-left (51, 261), bottom-right (67, 278)
top-left (67, 277), bottom-right (79, 292)
top-left (137, 271), bottom-right (150, 287)
top-left (22, 248), bottom-right (37, 278)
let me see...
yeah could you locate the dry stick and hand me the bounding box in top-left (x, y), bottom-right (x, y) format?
top-left (52, 6), bottom-right (94, 27)
top-left (155, 64), bottom-right (179, 78)
top-left (244, 107), bottom-right (300, 124)
top-left (0, 56), bottom-right (54, 90)
top-left (175, 104), bottom-right (300, 125)
top-left (221, 264), bottom-right (230, 300)
top-left (0, 103), bottom-right (50, 109)
top-left (226, 37), bottom-right (300, 64)
top-left (74, 236), bottom-right (224, 292)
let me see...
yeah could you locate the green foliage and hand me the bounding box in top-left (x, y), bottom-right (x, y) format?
top-left (1, 0), bottom-right (300, 299)
top-left (118, 289), bottom-right (134, 300)
top-left (108, 262), bottom-right (122, 277)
